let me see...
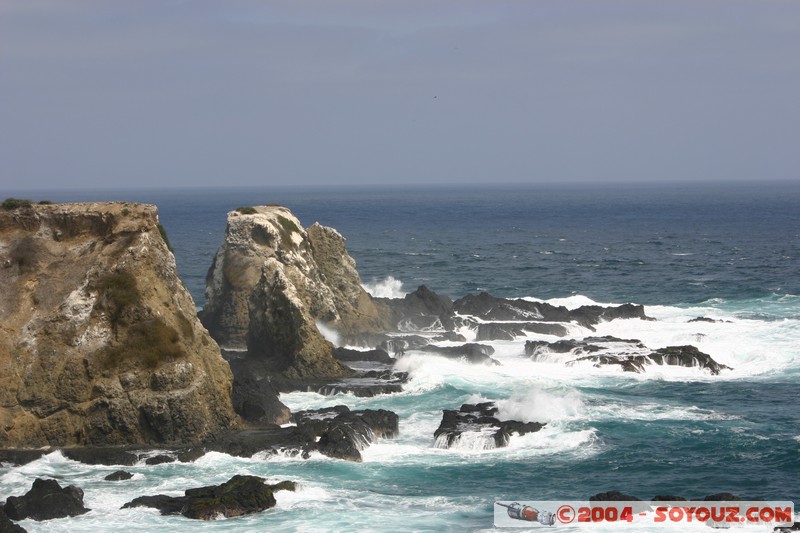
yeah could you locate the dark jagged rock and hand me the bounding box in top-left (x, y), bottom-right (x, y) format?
top-left (570, 303), bottom-right (651, 327)
top-left (454, 292), bottom-right (566, 322)
top-left (380, 335), bottom-right (430, 355)
top-left (529, 337), bottom-right (731, 375)
top-left (416, 343), bottom-right (498, 365)
top-left (105, 470), bottom-right (134, 481)
top-left (0, 507), bottom-right (27, 533)
top-left (652, 495), bottom-right (687, 501)
top-left (293, 406), bottom-right (399, 462)
top-left (62, 447), bottom-right (139, 466)
top-left (145, 454), bottom-right (175, 466)
top-left (476, 323), bottom-right (519, 341)
top-left (333, 347), bottom-right (394, 364)
top-left (590, 491), bottom-right (641, 502)
top-left (526, 336), bottom-right (647, 358)
top-left (335, 332), bottom-right (432, 354)
top-left (434, 402), bottom-right (544, 449)
top-left (689, 316), bottom-right (718, 323)
top-left (205, 428), bottom-right (311, 459)
top-left (122, 475), bottom-right (294, 520)
top-left (377, 285), bottom-right (454, 331)
top-left (453, 292), bottom-right (650, 329)
top-left (226, 358), bottom-right (290, 425)
top-left (176, 447), bottom-right (206, 463)
top-left (315, 370), bottom-right (408, 397)
top-left (526, 339), bottom-right (601, 357)
top-left (432, 331), bottom-right (468, 343)
top-left (0, 450), bottom-right (46, 467)
top-left (124, 494), bottom-right (186, 515)
top-left (4, 478), bottom-right (89, 521)
top-left (648, 346), bottom-right (731, 375)
top-left (205, 406), bottom-right (399, 462)
top-left (476, 322), bottom-right (568, 341)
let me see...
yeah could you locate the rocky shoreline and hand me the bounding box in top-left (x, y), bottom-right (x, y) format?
top-left (0, 200), bottom-right (738, 527)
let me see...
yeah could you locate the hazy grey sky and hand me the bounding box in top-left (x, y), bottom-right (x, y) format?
top-left (1, 0), bottom-right (798, 190)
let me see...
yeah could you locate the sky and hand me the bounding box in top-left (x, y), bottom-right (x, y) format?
top-left (1, 0), bottom-right (799, 190)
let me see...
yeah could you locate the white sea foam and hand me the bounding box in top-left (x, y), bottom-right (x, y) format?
top-left (362, 276), bottom-right (406, 298)
top-left (315, 320), bottom-right (341, 347)
top-left (587, 402), bottom-right (739, 422)
top-left (521, 294), bottom-right (619, 309)
top-left (493, 388), bottom-right (584, 424)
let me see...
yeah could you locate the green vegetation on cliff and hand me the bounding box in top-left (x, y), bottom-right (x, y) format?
top-left (1, 198), bottom-right (33, 210)
top-left (101, 318), bottom-right (186, 369)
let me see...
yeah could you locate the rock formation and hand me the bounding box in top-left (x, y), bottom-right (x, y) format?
top-left (525, 337), bottom-right (731, 374)
top-left (434, 402), bottom-right (545, 449)
top-left (4, 478), bottom-right (89, 521)
top-left (201, 206), bottom-right (390, 382)
top-left (0, 202), bottom-right (237, 448)
top-left (122, 475), bottom-right (295, 520)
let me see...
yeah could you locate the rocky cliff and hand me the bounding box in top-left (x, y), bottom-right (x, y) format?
top-left (201, 206), bottom-right (388, 382)
top-left (0, 202), bottom-right (238, 448)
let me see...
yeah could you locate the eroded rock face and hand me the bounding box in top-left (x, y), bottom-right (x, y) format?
top-left (0, 202), bottom-right (237, 448)
top-left (202, 206), bottom-right (389, 382)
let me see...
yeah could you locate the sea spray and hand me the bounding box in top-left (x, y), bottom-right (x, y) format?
top-left (362, 276), bottom-right (406, 299)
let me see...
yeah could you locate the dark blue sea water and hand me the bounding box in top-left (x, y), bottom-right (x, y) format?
top-left (2, 181), bottom-right (799, 532)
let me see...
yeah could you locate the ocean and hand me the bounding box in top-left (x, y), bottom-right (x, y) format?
top-left (2, 181), bottom-right (799, 532)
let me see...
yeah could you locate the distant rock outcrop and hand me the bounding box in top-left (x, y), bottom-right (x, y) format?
top-left (526, 337), bottom-right (731, 374)
top-left (201, 206), bottom-right (391, 383)
top-left (0, 202), bottom-right (238, 448)
top-left (453, 292), bottom-right (650, 329)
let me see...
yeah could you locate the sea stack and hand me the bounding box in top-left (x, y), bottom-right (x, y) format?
top-left (201, 206), bottom-right (389, 382)
top-left (0, 202), bottom-right (237, 447)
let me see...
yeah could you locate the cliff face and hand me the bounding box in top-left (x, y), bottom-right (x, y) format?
top-left (202, 206), bottom-right (389, 381)
top-left (0, 202), bottom-right (238, 448)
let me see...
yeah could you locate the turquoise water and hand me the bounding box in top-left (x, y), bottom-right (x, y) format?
top-left (2, 182), bottom-right (798, 531)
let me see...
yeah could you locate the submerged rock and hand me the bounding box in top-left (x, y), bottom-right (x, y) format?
top-left (144, 454), bottom-right (175, 466)
top-left (122, 474), bottom-right (295, 520)
top-left (4, 478), bottom-right (89, 521)
top-left (434, 402), bottom-right (544, 449)
top-left (104, 470), bottom-right (133, 481)
top-left (0, 202), bottom-right (237, 448)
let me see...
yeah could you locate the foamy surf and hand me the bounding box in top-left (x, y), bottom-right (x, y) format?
top-left (362, 276), bottom-right (406, 299)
